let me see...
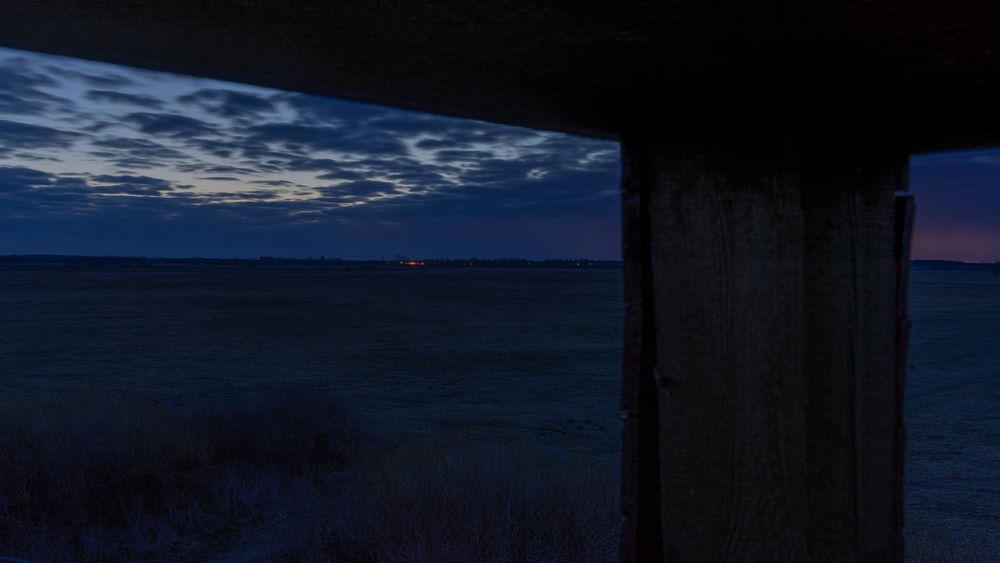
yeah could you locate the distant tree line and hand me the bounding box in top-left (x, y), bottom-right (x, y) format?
top-left (7, 255), bottom-right (1000, 273)
top-left (910, 260), bottom-right (1000, 274)
top-left (0, 254), bottom-right (624, 270)
top-left (8, 255), bottom-right (1000, 272)
top-left (390, 257), bottom-right (622, 269)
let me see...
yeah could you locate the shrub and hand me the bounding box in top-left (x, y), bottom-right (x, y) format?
top-left (4, 391), bottom-right (993, 563)
top-left (0, 390), bottom-right (361, 562)
top-left (319, 440), bottom-right (619, 563)
top-left (907, 524), bottom-right (1000, 562)
top-left (0, 392), bottom-right (619, 562)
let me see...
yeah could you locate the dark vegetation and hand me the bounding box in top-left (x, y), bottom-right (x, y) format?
top-left (0, 392), bottom-right (618, 562)
top-left (910, 260), bottom-right (1000, 274)
top-left (0, 391), bottom-right (994, 562)
top-left (0, 268), bottom-right (994, 561)
top-left (0, 255), bottom-right (623, 270)
top-left (10, 255), bottom-right (998, 273)
top-left (0, 391), bottom-right (362, 561)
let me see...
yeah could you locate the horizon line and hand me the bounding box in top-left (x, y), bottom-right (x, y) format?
top-left (0, 253), bottom-right (624, 262)
top-left (2, 254), bottom-right (999, 265)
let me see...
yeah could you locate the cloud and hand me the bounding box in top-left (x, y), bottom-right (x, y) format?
top-left (0, 47), bottom-right (623, 258)
top-left (315, 170), bottom-right (372, 181)
top-left (187, 138), bottom-right (244, 159)
top-left (0, 60), bottom-right (75, 115)
top-left (415, 138), bottom-right (459, 150)
top-left (206, 190), bottom-right (279, 200)
top-left (88, 182), bottom-right (175, 196)
top-left (45, 66), bottom-right (133, 87)
top-left (433, 150), bottom-right (496, 162)
top-left (0, 92), bottom-right (45, 116)
top-left (0, 119), bottom-right (82, 156)
top-left (0, 166), bottom-right (184, 216)
top-left (91, 174), bottom-right (173, 187)
top-left (0, 165), bottom-right (55, 192)
top-left (245, 123), bottom-right (409, 157)
top-left (10, 152), bottom-right (62, 162)
top-left (175, 163), bottom-right (260, 175)
top-left (123, 112), bottom-right (216, 138)
top-left (86, 90), bottom-right (165, 109)
top-left (250, 179), bottom-right (300, 187)
top-left (199, 176), bottom-right (241, 182)
top-left (276, 93), bottom-right (391, 124)
top-left (353, 157), bottom-right (451, 186)
top-left (316, 180), bottom-right (399, 198)
top-left (177, 88), bottom-right (276, 118)
top-left (91, 137), bottom-right (189, 161)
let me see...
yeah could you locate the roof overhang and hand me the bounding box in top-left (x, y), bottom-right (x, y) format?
top-left (1, 2), bottom-right (999, 152)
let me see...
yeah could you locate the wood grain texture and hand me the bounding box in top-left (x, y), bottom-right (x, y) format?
top-left (893, 192), bottom-right (916, 560)
top-left (801, 153), bottom-right (902, 562)
top-left (620, 138), bottom-right (663, 563)
top-left (643, 140), bottom-right (903, 561)
top-left (5, 2), bottom-right (1000, 151)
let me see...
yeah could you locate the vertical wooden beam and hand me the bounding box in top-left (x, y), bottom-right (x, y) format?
top-left (893, 190), bottom-right (915, 559)
top-left (620, 138), bottom-right (664, 562)
top-left (800, 151), bottom-right (905, 561)
top-left (648, 140), bottom-right (811, 561)
top-left (630, 136), bottom-right (906, 561)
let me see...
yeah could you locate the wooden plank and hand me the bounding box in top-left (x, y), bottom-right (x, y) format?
top-left (647, 141), bottom-right (811, 560)
top-left (893, 191), bottom-right (916, 560)
top-left (642, 139), bottom-right (904, 560)
top-left (619, 137), bottom-right (663, 562)
top-left (8, 3), bottom-right (1000, 153)
top-left (801, 152), bottom-right (903, 561)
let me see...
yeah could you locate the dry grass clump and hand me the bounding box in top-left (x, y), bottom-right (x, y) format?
top-left (315, 441), bottom-right (620, 563)
top-left (0, 391), bottom-right (362, 562)
top-left (0, 392), bottom-right (619, 562)
top-left (2, 390), bottom-right (992, 563)
top-left (907, 525), bottom-right (1000, 563)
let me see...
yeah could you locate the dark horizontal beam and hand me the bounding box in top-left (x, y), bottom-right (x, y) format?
top-left (2, 2), bottom-right (1000, 151)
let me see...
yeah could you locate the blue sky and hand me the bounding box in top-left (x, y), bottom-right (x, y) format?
top-left (0, 46), bottom-right (996, 261)
top-left (0, 47), bottom-right (620, 259)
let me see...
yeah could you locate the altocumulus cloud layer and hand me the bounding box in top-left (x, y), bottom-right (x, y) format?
top-left (0, 48), bottom-right (620, 258)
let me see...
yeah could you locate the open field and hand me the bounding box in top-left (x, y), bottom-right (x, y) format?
top-left (0, 265), bottom-right (997, 557)
top-left (0, 265), bottom-right (623, 459)
top-left (905, 271), bottom-right (1000, 553)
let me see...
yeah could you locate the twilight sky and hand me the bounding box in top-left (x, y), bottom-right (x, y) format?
top-left (0, 47), bottom-right (620, 259)
top-left (0, 47), bottom-right (996, 261)
top-left (910, 149), bottom-right (1000, 262)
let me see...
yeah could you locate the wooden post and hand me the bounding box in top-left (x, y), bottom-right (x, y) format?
top-left (893, 191), bottom-right (915, 560)
top-left (620, 138), bottom-right (664, 562)
top-left (621, 134), bottom-right (908, 561)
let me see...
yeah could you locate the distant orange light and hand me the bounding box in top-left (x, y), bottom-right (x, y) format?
top-left (399, 260), bottom-right (425, 266)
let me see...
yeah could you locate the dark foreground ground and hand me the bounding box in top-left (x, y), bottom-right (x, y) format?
top-left (0, 265), bottom-right (996, 559)
top-left (905, 271), bottom-right (1000, 554)
top-left (0, 265), bottom-right (622, 459)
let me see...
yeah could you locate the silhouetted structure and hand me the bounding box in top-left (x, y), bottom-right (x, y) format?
top-left (5, 3), bottom-right (998, 560)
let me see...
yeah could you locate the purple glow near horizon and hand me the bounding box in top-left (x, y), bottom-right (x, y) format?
top-left (911, 149), bottom-right (1000, 263)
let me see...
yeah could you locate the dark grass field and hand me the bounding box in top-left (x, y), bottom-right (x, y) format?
top-left (904, 272), bottom-right (1000, 555)
top-left (0, 265), bottom-right (996, 560)
top-left (0, 265), bottom-right (623, 459)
